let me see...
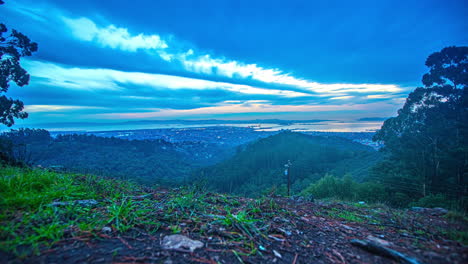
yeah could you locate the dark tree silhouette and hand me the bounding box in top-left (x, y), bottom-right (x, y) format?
top-left (0, 1), bottom-right (38, 126)
top-left (422, 46), bottom-right (468, 89)
top-left (374, 46), bottom-right (467, 204)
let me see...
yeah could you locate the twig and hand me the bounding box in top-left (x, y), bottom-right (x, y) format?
top-left (292, 253), bottom-right (298, 264)
top-left (117, 236), bottom-right (133, 249)
top-left (332, 249), bottom-right (346, 263)
top-left (190, 257), bottom-right (217, 264)
top-left (350, 239), bottom-right (421, 264)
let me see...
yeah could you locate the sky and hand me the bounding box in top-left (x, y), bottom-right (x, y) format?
top-left (1, 0), bottom-right (467, 127)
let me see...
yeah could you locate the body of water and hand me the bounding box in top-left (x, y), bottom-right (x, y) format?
top-left (3, 120), bottom-right (383, 133)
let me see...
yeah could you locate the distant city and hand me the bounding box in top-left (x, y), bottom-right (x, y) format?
top-left (50, 126), bottom-right (381, 149)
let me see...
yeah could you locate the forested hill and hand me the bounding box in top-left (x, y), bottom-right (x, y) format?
top-left (195, 131), bottom-right (382, 196)
top-left (0, 129), bottom-right (233, 185)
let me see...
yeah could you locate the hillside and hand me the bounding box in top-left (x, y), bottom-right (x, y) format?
top-left (196, 131), bottom-right (382, 196)
top-left (0, 129), bottom-right (234, 185)
top-left (0, 167), bottom-right (466, 264)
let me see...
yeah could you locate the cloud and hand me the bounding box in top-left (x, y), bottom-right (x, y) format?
top-left (8, 3), bottom-right (407, 98)
top-left (16, 59), bottom-right (406, 124)
top-left (6, 2), bottom-right (48, 22)
top-left (89, 101), bottom-right (400, 120)
top-left (367, 94), bottom-right (394, 99)
top-left (25, 105), bottom-right (107, 113)
top-left (58, 14), bottom-right (405, 96)
top-left (62, 17), bottom-right (168, 52)
top-left (24, 59), bottom-right (313, 98)
top-left (179, 54), bottom-right (403, 95)
top-left (330, 96), bottom-right (355, 100)
top-left (4, 2), bottom-right (409, 125)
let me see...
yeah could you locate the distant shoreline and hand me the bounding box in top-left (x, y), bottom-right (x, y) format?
top-left (3, 120), bottom-right (383, 133)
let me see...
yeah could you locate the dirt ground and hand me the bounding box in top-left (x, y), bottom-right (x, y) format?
top-left (2, 191), bottom-right (467, 264)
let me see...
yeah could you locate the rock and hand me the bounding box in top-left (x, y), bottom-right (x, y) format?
top-left (424, 251), bottom-right (443, 260)
top-left (273, 250), bottom-right (282, 258)
top-left (161, 234), bottom-right (203, 252)
top-left (431, 207), bottom-right (448, 216)
top-left (101, 226), bottom-right (112, 233)
top-left (277, 227), bottom-right (292, 236)
top-left (132, 194), bottom-right (152, 200)
top-left (341, 224), bottom-right (355, 231)
top-left (290, 195), bottom-right (314, 202)
top-left (268, 235), bottom-right (286, 242)
top-left (410, 207), bottom-right (448, 216)
top-left (50, 199), bottom-right (98, 207)
top-left (76, 199), bottom-right (98, 206)
top-left (305, 195), bottom-right (315, 202)
top-left (410, 207), bottom-right (425, 212)
top-left (366, 235), bottom-right (392, 246)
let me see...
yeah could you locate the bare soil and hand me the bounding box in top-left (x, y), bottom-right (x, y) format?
top-left (2, 190), bottom-right (467, 264)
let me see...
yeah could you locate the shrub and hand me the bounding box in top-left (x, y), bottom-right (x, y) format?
top-left (300, 174), bottom-right (387, 202)
top-left (410, 194), bottom-right (454, 209)
top-left (388, 192), bottom-right (410, 207)
top-left (355, 182), bottom-right (387, 203)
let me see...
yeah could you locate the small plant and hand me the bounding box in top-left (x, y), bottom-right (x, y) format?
top-left (326, 208), bottom-right (366, 223)
top-left (445, 211), bottom-right (468, 223)
top-left (169, 225), bottom-right (182, 234)
top-left (107, 197), bottom-right (140, 232)
top-left (442, 230), bottom-right (468, 246)
top-left (337, 211), bottom-right (365, 223)
top-left (219, 209), bottom-right (261, 241)
top-left (168, 186), bottom-right (207, 211)
top-left (414, 229), bottom-right (427, 236)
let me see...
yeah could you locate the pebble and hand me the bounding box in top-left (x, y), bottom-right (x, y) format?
top-left (273, 250), bottom-right (282, 258)
top-left (162, 234), bottom-right (203, 252)
top-left (101, 226), bottom-right (112, 233)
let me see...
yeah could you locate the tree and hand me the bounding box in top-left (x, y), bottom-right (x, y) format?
top-left (0, 1), bottom-right (38, 127)
top-left (373, 46), bottom-right (467, 206)
top-left (422, 46), bottom-right (468, 89)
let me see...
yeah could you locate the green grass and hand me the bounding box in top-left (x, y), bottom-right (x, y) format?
top-left (107, 197), bottom-right (147, 232)
top-left (324, 208), bottom-right (366, 223)
top-left (335, 211), bottom-right (366, 223)
top-left (0, 166), bottom-right (148, 256)
top-left (445, 211), bottom-right (468, 223)
top-left (2, 165), bottom-right (464, 260)
top-left (444, 230), bottom-right (468, 246)
top-left (1, 167), bottom-right (94, 209)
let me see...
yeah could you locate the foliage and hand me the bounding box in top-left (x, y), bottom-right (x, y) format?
top-left (422, 46), bottom-right (468, 89)
top-left (373, 46), bottom-right (468, 210)
top-left (410, 194), bottom-right (456, 209)
top-left (107, 197), bottom-right (147, 232)
top-left (0, 1), bottom-right (38, 126)
top-left (0, 129), bottom-right (207, 185)
top-left (300, 174), bottom-right (386, 203)
top-left (0, 128), bottom-right (51, 166)
top-left (197, 131), bottom-right (381, 196)
top-left (0, 166), bottom-right (96, 209)
top-left (1, 166), bottom-right (465, 261)
top-left (0, 166), bottom-right (157, 255)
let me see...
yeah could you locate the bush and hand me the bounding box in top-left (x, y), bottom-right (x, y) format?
top-left (388, 192), bottom-right (410, 207)
top-left (301, 174), bottom-right (340, 199)
top-left (410, 194), bottom-right (454, 209)
top-left (301, 174), bottom-right (387, 203)
top-left (355, 182), bottom-right (387, 203)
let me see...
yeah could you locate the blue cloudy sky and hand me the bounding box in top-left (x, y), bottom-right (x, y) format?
top-left (1, 0), bottom-right (467, 125)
